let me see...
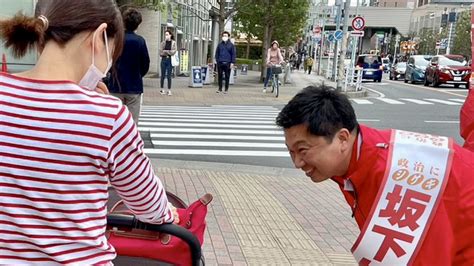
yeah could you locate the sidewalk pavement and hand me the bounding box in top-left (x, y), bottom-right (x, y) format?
top-left (142, 70), bottom-right (341, 106)
top-left (152, 159), bottom-right (359, 265)
top-left (141, 71), bottom-right (360, 265)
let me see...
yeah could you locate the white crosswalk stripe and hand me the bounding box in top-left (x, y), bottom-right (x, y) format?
top-left (376, 98), bottom-right (405, 104)
top-left (350, 98), bottom-right (464, 105)
top-left (448, 99), bottom-right (466, 103)
top-left (139, 105), bottom-right (290, 157)
top-left (399, 98), bottom-right (434, 105)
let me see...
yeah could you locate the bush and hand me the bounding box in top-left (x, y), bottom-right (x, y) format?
top-left (236, 58), bottom-right (259, 66)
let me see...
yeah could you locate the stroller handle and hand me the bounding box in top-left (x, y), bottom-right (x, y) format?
top-left (107, 214), bottom-right (203, 266)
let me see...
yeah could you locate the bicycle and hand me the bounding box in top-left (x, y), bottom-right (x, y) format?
top-left (270, 64), bottom-right (282, 98)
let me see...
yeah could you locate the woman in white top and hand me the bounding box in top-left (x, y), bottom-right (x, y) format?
top-left (263, 40), bottom-right (284, 93)
top-left (0, 0), bottom-right (176, 264)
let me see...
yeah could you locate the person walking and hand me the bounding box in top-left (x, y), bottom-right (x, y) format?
top-left (263, 40), bottom-right (284, 93)
top-left (159, 29), bottom-right (177, 96)
top-left (307, 56), bottom-right (314, 74)
top-left (277, 85), bottom-right (474, 265)
top-left (0, 0), bottom-right (177, 264)
top-left (108, 7), bottom-right (150, 125)
top-left (214, 31), bottom-right (236, 94)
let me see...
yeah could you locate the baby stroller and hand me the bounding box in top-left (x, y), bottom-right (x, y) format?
top-left (106, 188), bottom-right (212, 266)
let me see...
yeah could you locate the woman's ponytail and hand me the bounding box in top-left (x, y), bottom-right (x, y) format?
top-left (0, 12), bottom-right (47, 58)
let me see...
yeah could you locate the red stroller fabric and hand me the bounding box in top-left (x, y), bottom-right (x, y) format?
top-left (107, 194), bottom-right (211, 266)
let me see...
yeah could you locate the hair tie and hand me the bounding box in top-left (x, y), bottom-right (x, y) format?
top-left (38, 15), bottom-right (49, 31)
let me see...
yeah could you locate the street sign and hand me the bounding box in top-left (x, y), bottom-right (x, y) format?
top-left (352, 16), bottom-right (365, 31)
top-left (313, 26), bottom-right (321, 34)
top-left (350, 31), bottom-right (365, 37)
top-left (334, 30), bottom-right (343, 41)
top-left (436, 40), bottom-right (441, 49)
top-left (328, 33), bottom-right (336, 43)
top-left (440, 38), bottom-right (448, 49)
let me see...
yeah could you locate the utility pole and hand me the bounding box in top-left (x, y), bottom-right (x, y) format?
top-left (336, 0), bottom-right (351, 91)
top-left (332, 0), bottom-right (343, 81)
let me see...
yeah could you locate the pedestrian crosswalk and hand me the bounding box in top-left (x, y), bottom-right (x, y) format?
top-left (349, 98), bottom-right (465, 105)
top-left (138, 105), bottom-right (289, 157)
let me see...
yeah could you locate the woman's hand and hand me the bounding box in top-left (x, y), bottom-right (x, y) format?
top-left (169, 204), bottom-right (180, 224)
top-left (95, 81), bottom-right (109, 95)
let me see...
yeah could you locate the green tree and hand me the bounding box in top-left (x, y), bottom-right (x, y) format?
top-left (234, 0), bottom-right (309, 79)
top-left (452, 10), bottom-right (471, 58)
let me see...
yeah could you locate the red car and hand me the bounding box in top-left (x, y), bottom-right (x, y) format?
top-left (424, 55), bottom-right (471, 88)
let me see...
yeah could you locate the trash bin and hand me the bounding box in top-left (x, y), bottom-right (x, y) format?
top-left (189, 66), bottom-right (203, 88)
top-left (240, 64), bottom-right (248, 75)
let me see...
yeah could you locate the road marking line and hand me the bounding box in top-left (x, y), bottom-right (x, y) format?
top-left (140, 114), bottom-right (277, 120)
top-left (399, 98), bottom-right (434, 105)
top-left (424, 121), bottom-right (460, 124)
top-left (448, 99), bottom-right (466, 103)
top-left (376, 98), bottom-right (405, 104)
top-left (358, 119), bottom-right (381, 122)
top-left (138, 127), bottom-right (283, 135)
top-left (351, 99), bottom-right (373, 104)
top-left (424, 99), bottom-right (461, 105)
top-left (139, 112), bottom-right (278, 118)
top-left (141, 110), bottom-right (280, 115)
top-left (364, 87), bottom-right (386, 98)
top-left (385, 80), bottom-right (466, 97)
top-left (152, 141), bottom-right (286, 148)
top-left (139, 122), bottom-right (278, 129)
top-left (440, 89), bottom-right (468, 93)
top-left (143, 149), bottom-right (290, 157)
top-left (150, 134), bottom-right (285, 141)
top-left (140, 118), bottom-right (275, 124)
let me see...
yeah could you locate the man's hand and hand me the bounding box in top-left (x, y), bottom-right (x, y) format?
top-left (95, 81), bottom-right (109, 95)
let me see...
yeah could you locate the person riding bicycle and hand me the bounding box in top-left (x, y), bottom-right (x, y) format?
top-left (263, 40), bottom-right (284, 93)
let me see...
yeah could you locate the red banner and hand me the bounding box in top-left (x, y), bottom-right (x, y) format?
top-left (471, 5), bottom-right (474, 89)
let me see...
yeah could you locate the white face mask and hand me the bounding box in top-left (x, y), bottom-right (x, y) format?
top-left (79, 30), bottom-right (112, 90)
top-left (222, 36), bottom-right (229, 42)
top-left (165, 35), bottom-right (171, 41)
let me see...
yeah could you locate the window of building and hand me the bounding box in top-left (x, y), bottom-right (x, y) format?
top-left (395, 2), bottom-right (397, 7)
top-left (384, 2), bottom-right (386, 7)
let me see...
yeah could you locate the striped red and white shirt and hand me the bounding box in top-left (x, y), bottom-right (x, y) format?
top-left (0, 73), bottom-right (173, 265)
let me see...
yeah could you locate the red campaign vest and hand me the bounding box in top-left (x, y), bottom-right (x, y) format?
top-left (351, 130), bottom-right (454, 265)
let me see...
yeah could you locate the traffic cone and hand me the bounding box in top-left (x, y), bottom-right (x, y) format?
top-left (1, 53), bottom-right (7, 73)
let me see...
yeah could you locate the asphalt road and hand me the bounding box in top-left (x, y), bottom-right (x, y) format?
top-left (140, 74), bottom-right (467, 168)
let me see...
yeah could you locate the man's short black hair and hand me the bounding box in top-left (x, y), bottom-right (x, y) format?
top-left (123, 8), bottom-right (142, 32)
top-left (222, 31), bottom-right (230, 37)
top-left (276, 85), bottom-right (359, 141)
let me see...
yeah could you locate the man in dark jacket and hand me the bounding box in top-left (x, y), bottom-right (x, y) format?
top-left (108, 8), bottom-right (150, 124)
top-left (214, 31), bottom-right (236, 94)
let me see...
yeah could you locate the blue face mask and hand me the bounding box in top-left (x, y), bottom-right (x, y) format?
top-left (79, 30), bottom-right (112, 90)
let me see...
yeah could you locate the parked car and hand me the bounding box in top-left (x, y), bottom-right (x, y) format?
top-left (404, 55), bottom-right (432, 84)
top-left (389, 62), bottom-right (407, 80)
top-left (382, 57), bottom-right (391, 73)
top-left (356, 54), bottom-right (383, 82)
top-left (424, 55), bottom-right (470, 88)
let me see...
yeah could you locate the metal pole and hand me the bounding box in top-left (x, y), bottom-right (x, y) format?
top-left (446, 22), bottom-right (453, 55)
top-left (332, 0), bottom-right (343, 81)
top-left (318, 19), bottom-right (326, 75)
top-left (336, 0), bottom-right (351, 91)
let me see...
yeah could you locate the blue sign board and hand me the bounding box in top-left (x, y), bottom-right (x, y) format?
top-left (334, 30), bottom-right (343, 41)
top-left (328, 33), bottom-right (336, 43)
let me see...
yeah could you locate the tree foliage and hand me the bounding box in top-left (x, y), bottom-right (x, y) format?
top-left (452, 10), bottom-right (471, 58)
top-left (233, 0), bottom-right (309, 78)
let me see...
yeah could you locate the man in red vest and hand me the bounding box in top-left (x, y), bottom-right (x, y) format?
top-left (460, 6), bottom-right (474, 151)
top-left (277, 85), bottom-right (474, 265)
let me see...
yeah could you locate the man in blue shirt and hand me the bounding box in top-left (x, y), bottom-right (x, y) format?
top-left (108, 8), bottom-right (150, 124)
top-left (214, 31), bottom-right (236, 94)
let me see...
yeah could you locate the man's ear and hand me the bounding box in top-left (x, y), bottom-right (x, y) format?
top-left (337, 128), bottom-right (352, 151)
